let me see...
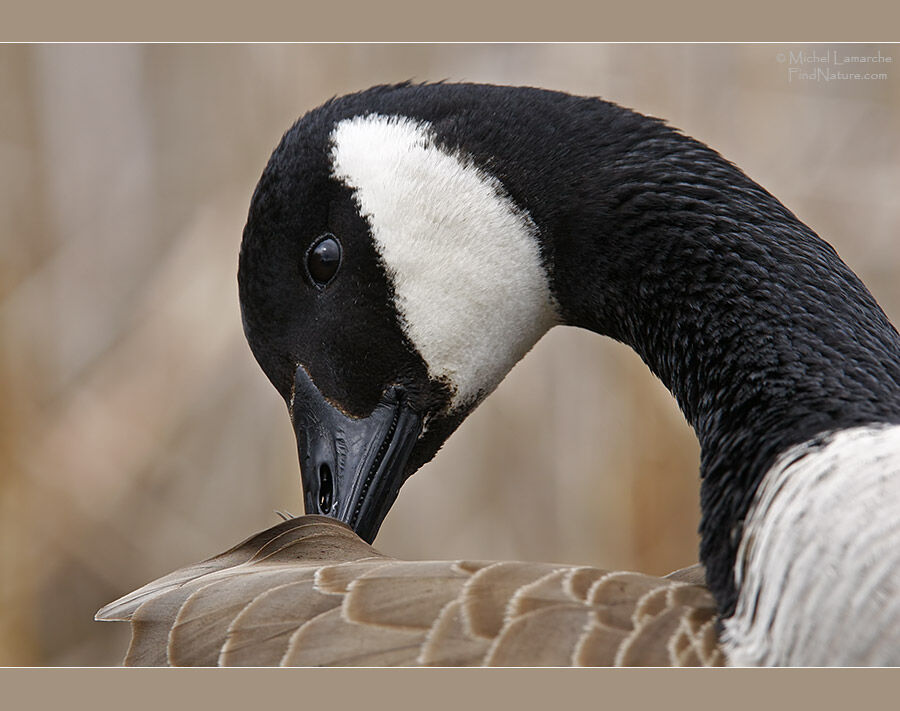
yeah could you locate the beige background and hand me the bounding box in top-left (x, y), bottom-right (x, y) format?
top-left (1, 43), bottom-right (898, 665)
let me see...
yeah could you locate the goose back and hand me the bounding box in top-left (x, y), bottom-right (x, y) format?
top-left (96, 516), bottom-right (723, 666)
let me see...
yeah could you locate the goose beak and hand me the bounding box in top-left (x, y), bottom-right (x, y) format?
top-left (290, 365), bottom-right (423, 543)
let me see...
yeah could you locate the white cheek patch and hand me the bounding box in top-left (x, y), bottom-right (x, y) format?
top-left (723, 424), bottom-right (900, 666)
top-left (330, 114), bottom-right (558, 410)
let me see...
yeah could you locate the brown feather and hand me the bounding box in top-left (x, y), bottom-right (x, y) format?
top-left (220, 578), bottom-right (341, 665)
top-left (97, 515), bottom-right (724, 666)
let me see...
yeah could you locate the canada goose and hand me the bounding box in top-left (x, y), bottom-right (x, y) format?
top-left (98, 82), bottom-right (900, 666)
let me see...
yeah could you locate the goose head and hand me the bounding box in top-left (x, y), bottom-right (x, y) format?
top-left (239, 88), bottom-right (560, 542)
top-left (239, 83), bottom-right (900, 640)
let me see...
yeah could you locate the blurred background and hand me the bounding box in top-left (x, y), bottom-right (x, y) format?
top-left (0, 44), bottom-right (897, 665)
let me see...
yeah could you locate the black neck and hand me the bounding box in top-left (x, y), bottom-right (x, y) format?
top-left (326, 84), bottom-right (900, 615)
top-left (550, 142), bottom-right (900, 615)
top-left (490, 90), bottom-right (900, 615)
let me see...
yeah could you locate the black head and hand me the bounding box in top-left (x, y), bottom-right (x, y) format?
top-left (238, 83), bottom-right (558, 541)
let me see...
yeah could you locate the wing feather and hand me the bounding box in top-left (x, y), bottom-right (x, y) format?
top-left (97, 516), bottom-right (724, 666)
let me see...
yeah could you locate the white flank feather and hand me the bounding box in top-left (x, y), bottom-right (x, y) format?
top-left (724, 424), bottom-right (900, 666)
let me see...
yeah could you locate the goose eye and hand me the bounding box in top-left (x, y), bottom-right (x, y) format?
top-left (306, 235), bottom-right (342, 287)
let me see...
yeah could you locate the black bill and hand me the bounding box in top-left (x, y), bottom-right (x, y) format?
top-left (290, 365), bottom-right (422, 543)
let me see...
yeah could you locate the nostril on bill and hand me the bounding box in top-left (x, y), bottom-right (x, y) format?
top-left (318, 462), bottom-right (333, 514)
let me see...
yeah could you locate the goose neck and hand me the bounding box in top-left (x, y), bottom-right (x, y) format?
top-left (543, 141), bottom-right (900, 614)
